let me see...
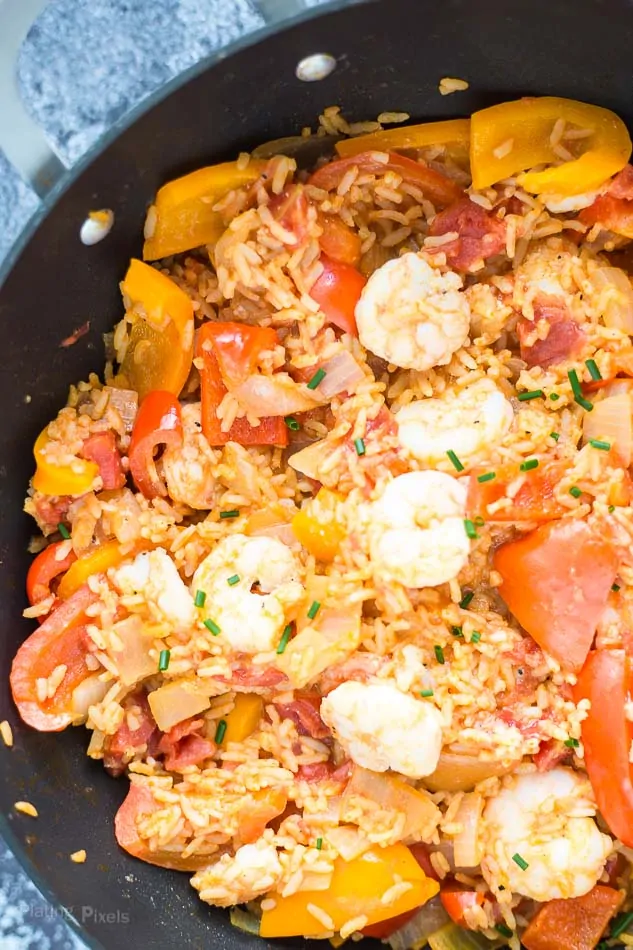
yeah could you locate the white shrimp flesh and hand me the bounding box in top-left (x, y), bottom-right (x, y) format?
top-left (192, 839), bottom-right (283, 906)
top-left (113, 547), bottom-right (196, 628)
top-left (160, 403), bottom-right (218, 509)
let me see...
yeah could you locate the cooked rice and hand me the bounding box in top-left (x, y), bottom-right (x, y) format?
top-left (70, 850), bottom-right (87, 863)
top-left (14, 801), bottom-right (38, 818)
top-left (438, 76), bottom-right (470, 95)
top-left (0, 721), bottom-right (14, 748)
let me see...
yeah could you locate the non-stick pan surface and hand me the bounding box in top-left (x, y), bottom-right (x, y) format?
top-left (1, 0), bottom-right (633, 946)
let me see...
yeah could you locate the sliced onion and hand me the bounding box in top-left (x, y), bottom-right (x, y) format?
top-left (422, 750), bottom-right (518, 793)
top-left (111, 616), bottom-right (157, 687)
top-left (71, 674), bottom-right (110, 719)
top-left (583, 391), bottom-right (632, 465)
top-left (342, 766), bottom-right (440, 838)
top-left (245, 504), bottom-right (297, 546)
top-left (229, 907), bottom-right (261, 935)
top-left (452, 792), bottom-right (484, 869)
top-left (147, 680), bottom-right (213, 732)
top-left (326, 824), bottom-right (372, 861)
top-left (591, 267), bottom-right (633, 332)
top-left (317, 351), bottom-right (365, 398)
top-left (233, 373), bottom-right (327, 416)
top-left (387, 897), bottom-right (451, 950)
top-left (288, 439), bottom-right (329, 479)
top-left (275, 607), bottom-right (362, 688)
top-left (104, 386), bottom-right (139, 434)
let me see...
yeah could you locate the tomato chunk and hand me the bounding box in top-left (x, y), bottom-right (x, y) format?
top-left (575, 649), bottom-right (633, 847)
top-left (128, 391), bottom-right (183, 499)
top-left (317, 212), bottom-right (362, 266)
top-left (493, 520), bottom-right (618, 671)
top-left (522, 884), bottom-right (623, 950)
top-left (310, 255), bottom-right (366, 336)
top-left (468, 460), bottom-right (568, 523)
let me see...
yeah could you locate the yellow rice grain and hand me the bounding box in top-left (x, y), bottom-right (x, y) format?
top-left (70, 850), bottom-right (87, 863)
top-left (15, 801), bottom-right (38, 818)
top-left (0, 721), bottom-right (14, 748)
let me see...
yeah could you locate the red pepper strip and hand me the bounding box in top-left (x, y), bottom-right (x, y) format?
top-left (26, 541), bottom-right (77, 607)
top-left (200, 321), bottom-right (277, 388)
top-left (310, 254), bottom-right (366, 336)
top-left (128, 391), bottom-right (183, 499)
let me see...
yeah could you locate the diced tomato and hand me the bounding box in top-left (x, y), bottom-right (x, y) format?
top-left (574, 649), bottom-right (633, 847)
top-left (468, 460), bottom-right (569, 524)
top-left (269, 186), bottom-right (310, 244)
top-left (236, 788), bottom-right (288, 844)
top-left (128, 390), bottom-right (183, 499)
top-left (273, 693), bottom-right (330, 739)
top-left (440, 889), bottom-right (486, 928)
top-left (521, 884), bottom-right (623, 950)
top-left (80, 431), bottom-right (126, 490)
top-left (196, 323), bottom-right (288, 447)
top-left (114, 784), bottom-right (211, 870)
top-left (493, 520), bottom-right (619, 672)
top-left (199, 321), bottom-right (277, 388)
top-left (427, 197), bottom-right (506, 271)
top-left (517, 296), bottom-right (586, 368)
top-left (10, 584), bottom-right (98, 731)
top-left (26, 541), bottom-right (77, 607)
top-left (310, 254), bottom-right (366, 336)
top-left (533, 738), bottom-right (570, 772)
top-left (317, 212), bottom-right (362, 266)
top-left (309, 152), bottom-right (463, 208)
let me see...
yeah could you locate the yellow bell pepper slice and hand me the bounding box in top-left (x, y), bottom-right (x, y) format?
top-left (57, 539), bottom-right (152, 600)
top-left (471, 96), bottom-right (632, 195)
top-left (32, 429), bottom-right (99, 497)
top-left (291, 488), bottom-right (345, 563)
top-left (220, 693), bottom-right (263, 747)
top-left (260, 843), bottom-right (439, 937)
top-left (336, 118), bottom-right (471, 161)
top-left (117, 259), bottom-right (194, 400)
top-left (142, 160), bottom-right (268, 261)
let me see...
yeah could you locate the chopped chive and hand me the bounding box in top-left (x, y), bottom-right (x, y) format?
top-left (204, 618), bottom-right (221, 636)
top-left (550, 431), bottom-right (560, 442)
top-left (227, 574), bottom-right (240, 586)
top-left (214, 719), bottom-right (227, 744)
top-left (569, 486), bottom-right (582, 499)
top-left (354, 437), bottom-right (366, 456)
top-left (307, 600), bottom-right (321, 620)
top-left (611, 910), bottom-right (633, 939)
top-left (474, 516), bottom-right (485, 527)
top-left (277, 624), bottom-right (293, 654)
top-left (451, 625), bottom-right (464, 638)
top-left (568, 368), bottom-right (582, 398)
top-left (434, 645), bottom-right (445, 665)
top-left (589, 438), bottom-right (611, 451)
top-left (575, 393), bottom-right (594, 411)
top-left (477, 471), bottom-right (496, 483)
top-left (609, 504), bottom-right (616, 513)
top-left (612, 583), bottom-right (621, 592)
top-left (284, 415), bottom-right (301, 431)
top-left (464, 518), bottom-right (478, 540)
top-left (549, 392), bottom-right (560, 401)
top-left (519, 458), bottom-right (539, 472)
top-left (420, 689), bottom-right (434, 698)
top-left (57, 523), bottom-right (70, 540)
top-left (446, 449), bottom-right (464, 472)
top-left (495, 923), bottom-right (513, 939)
top-left (517, 389), bottom-right (544, 401)
top-left (512, 852), bottom-right (529, 871)
top-left (585, 358), bottom-right (602, 381)
top-left (459, 590), bottom-right (474, 610)
top-left (564, 737), bottom-right (580, 748)
top-left (306, 368), bottom-right (326, 390)
top-left (194, 590), bottom-right (206, 608)
top-left (220, 509), bottom-right (240, 519)
top-left (316, 837), bottom-right (323, 850)
top-left (470, 631), bottom-right (482, 644)
top-left (158, 649), bottom-right (170, 672)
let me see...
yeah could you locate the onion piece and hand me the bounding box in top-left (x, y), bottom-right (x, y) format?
top-left (110, 616), bottom-right (157, 687)
top-left (104, 386), bottom-right (139, 435)
top-left (423, 750), bottom-right (518, 793)
top-left (229, 907), bottom-right (261, 935)
top-left (591, 267), bottom-right (633, 332)
top-left (325, 824), bottom-right (372, 861)
top-left (317, 351), bottom-right (365, 398)
top-left (387, 897), bottom-right (451, 950)
top-left (233, 373), bottom-right (327, 416)
top-left (275, 606), bottom-right (362, 689)
top-left (147, 679), bottom-right (214, 732)
top-left (583, 391), bottom-right (632, 465)
top-left (288, 439), bottom-right (329, 480)
top-left (245, 504), bottom-right (297, 547)
top-left (452, 792), bottom-right (484, 869)
top-left (71, 674), bottom-right (110, 719)
top-left (342, 766), bottom-right (440, 838)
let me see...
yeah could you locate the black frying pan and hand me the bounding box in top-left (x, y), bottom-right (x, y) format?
top-left (1, 0), bottom-right (632, 946)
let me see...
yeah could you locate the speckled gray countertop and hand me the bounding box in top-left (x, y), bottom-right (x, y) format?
top-left (0, 0), bottom-right (328, 946)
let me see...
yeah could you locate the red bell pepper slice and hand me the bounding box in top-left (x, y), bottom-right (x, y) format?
top-left (26, 541), bottom-right (77, 607)
top-left (128, 390), bottom-right (183, 499)
top-left (310, 254), bottom-right (366, 336)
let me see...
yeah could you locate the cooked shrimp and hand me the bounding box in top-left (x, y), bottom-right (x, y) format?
top-left (512, 237), bottom-right (584, 314)
top-left (397, 379), bottom-right (514, 467)
top-left (544, 190), bottom-right (600, 214)
top-left (160, 403), bottom-right (218, 510)
top-left (367, 471), bottom-right (470, 588)
top-left (192, 534), bottom-right (303, 653)
top-left (355, 252), bottom-right (471, 371)
top-left (113, 548), bottom-right (197, 628)
top-left (192, 839), bottom-right (283, 906)
top-left (481, 768), bottom-right (612, 901)
top-left (320, 680), bottom-right (443, 778)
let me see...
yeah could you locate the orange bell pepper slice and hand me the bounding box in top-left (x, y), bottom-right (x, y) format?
top-left (117, 259), bottom-right (194, 400)
top-left (336, 118), bottom-right (471, 162)
top-left (260, 843), bottom-right (439, 938)
top-left (142, 160), bottom-right (267, 260)
top-left (219, 693), bottom-right (263, 747)
top-left (32, 429), bottom-right (100, 497)
top-left (292, 488), bottom-right (345, 562)
top-left (237, 788), bottom-right (287, 845)
top-left (471, 97), bottom-right (631, 194)
top-left (57, 538), bottom-right (152, 601)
